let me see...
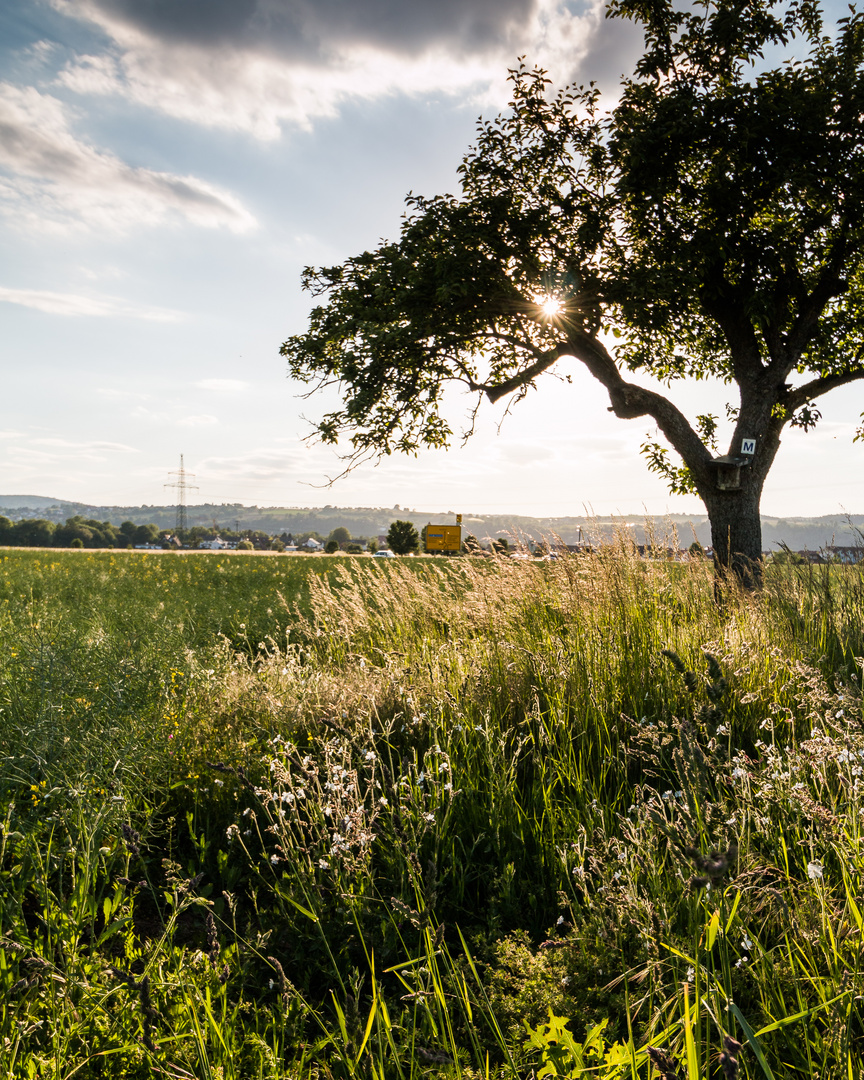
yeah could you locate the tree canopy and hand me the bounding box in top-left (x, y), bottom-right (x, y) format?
top-left (282, 0), bottom-right (864, 577)
top-left (387, 520), bottom-right (420, 555)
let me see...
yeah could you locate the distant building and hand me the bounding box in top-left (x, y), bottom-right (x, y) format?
top-left (826, 546), bottom-right (864, 564)
top-left (305, 537), bottom-right (323, 550)
top-left (198, 536), bottom-right (229, 550)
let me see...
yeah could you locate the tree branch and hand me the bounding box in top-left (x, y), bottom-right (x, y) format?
top-left (478, 344), bottom-right (571, 402)
top-left (480, 328), bottom-right (714, 480)
top-left (784, 367), bottom-right (864, 413)
top-left (568, 331), bottom-right (715, 478)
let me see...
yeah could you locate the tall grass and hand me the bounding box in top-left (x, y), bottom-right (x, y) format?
top-left (1, 545), bottom-right (863, 1077)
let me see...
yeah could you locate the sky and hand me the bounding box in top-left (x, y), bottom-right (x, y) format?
top-left (0, 0), bottom-right (862, 519)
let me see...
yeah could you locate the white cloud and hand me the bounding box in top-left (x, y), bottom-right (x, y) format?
top-left (179, 414), bottom-right (219, 427)
top-left (0, 284), bottom-right (182, 320)
top-left (0, 82), bottom-right (257, 232)
top-left (5, 435), bottom-right (139, 467)
top-left (196, 379), bottom-right (251, 393)
top-left (50, 0), bottom-right (634, 139)
top-left (28, 437), bottom-right (138, 452)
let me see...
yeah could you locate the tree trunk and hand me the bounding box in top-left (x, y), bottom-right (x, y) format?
top-left (703, 486), bottom-right (764, 588)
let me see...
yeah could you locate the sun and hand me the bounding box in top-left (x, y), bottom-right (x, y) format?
top-left (535, 294), bottom-right (564, 318)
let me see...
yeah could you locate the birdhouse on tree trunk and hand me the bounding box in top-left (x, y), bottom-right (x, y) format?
top-left (709, 440), bottom-right (756, 491)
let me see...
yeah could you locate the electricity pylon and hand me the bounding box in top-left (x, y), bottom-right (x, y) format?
top-left (165, 454), bottom-right (198, 537)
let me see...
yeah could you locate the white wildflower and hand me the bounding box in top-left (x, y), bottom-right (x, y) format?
top-left (807, 861), bottom-right (824, 880)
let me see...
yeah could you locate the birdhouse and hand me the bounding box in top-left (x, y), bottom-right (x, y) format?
top-left (709, 454), bottom-right (746, 491)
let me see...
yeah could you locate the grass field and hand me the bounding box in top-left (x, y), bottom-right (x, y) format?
top-left (1, 545), bottom-right (863, 1078)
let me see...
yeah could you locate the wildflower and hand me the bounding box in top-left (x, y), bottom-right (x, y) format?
top-left (214, 779), bottom-right (224, 788)
top-left (270, 855), bottom-right (279, 865)
top-left (364, 750), bottom-right (376, 761)
top-left (735, 956), bottom-right (748, 968)
top-left (807, 860), bottom-right (823, 880)
top-left (318, 859), bottom-right (329, 869)
top-left (378, 796), bottom-right (389, 806)
top-left (423, 812), bottom-right (435, 824)
top-left (686, 966), bottom-right (695, 983)
top-left (226, 824), bottom-right (239, 840)
top-left (741, 935), bottom-right (753, 950)
top-left (716, 724), bottom-right (729, 736)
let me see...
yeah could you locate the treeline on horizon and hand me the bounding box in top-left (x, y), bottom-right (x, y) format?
top-left (0, 515), bottom-right (369, 551)
top-left (0, 515), bottom-right (166, 549)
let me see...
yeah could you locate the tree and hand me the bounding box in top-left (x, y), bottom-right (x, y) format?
top-left (282, 0), bottom-right (864, 584)
top-left (325, 539), bottom-right (340, 553)
top-left (13, 519), bottom-right (56, 547)
top-left (328, 526), bottom-right (351, 548)
top-left (386, 520), bottom-right (420, 554)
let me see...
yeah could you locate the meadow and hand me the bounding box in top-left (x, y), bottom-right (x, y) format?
top-left (1, 545), bottom-right (863, 1079)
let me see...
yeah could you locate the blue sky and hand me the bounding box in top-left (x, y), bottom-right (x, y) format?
top-left (1, 0), bottom-right (862, 517)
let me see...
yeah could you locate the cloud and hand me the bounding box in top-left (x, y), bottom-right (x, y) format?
top-left (179, 414), bottom-right (219, 427)
top-left (51, 0), bottom-right (643, 138)
top-left (28, 437), bottom-right (138, 452)
top-left (5, 435), bottom-right (139, 466)
top-left (0, 284), bottom-right (182, 320)
top-left (196, 379), bottom-right (251, 392)
top-left (0, 82), bottom-right (257, 231)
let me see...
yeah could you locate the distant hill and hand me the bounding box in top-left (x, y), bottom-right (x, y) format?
top-left (1, 497), bottom-right (862, 552)
top-left (0, 495), bottom-right (65, 508)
